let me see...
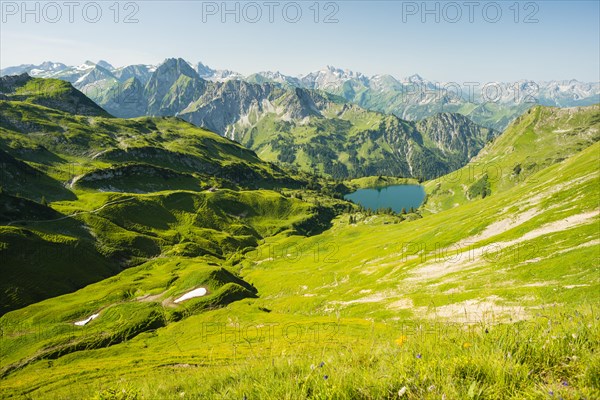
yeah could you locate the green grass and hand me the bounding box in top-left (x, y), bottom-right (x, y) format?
top-left (0, 75), bottom-right (110, 117)
top-left (424, 104), bottom-right (600, 212)
top-left (0, 188), bottom-right (329, 314)
top-left (1, 305), bottom-right (597, 399)
top-left (1, 134), bottom-right (598, 399)
top-left (0, 84), bottom-right (598, 398)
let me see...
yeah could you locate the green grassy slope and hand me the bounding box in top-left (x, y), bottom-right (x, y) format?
top-left (0, 101), bottom-right (297, 194)
top-left (0, 81), bottom-right (345, 315)
top-left (0, 106), bottom-right (598, 398)
top-left (0, 180), bottom-right (326, 315)
top-left (0, 74), bottom-right (110, 117)
top-left (423, 105), bottom-right (599, 213)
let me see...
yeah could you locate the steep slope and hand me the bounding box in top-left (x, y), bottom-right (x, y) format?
top-left (163, 72), bottom-right (498, 180)
top-left (258, 65), bottom-right (600, 131)
top-left (0, 192), bottom-right (121, 314)
top-left (92, 76), bottom-right (148, 118)
top-left (112, 64), bottom-right (155, 84)
top-left (423, 104), bottom-right (600, 212)
top-left (0, 101), bottom-right (298, 193)
top-left (174, 75), bottom-right (497, 179)
top-left (0, 148), bottom-right (76, 201)
top-left (4, 60), bottom-right (599, 132)
top-left (0, 74), bottom-right (110, 117)
top-left (416, 112), bottom-right (498, 169)
top-left (145, 58), bottom-right (206, 116)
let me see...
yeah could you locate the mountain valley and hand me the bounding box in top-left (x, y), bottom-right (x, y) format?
top-left (0, 69), bottom-right (598, 398)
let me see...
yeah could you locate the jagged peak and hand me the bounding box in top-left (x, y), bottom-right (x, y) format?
top-left (154, 58), bottom-right (199, 78)
top-left (96, 60), bottom-right (114, 70)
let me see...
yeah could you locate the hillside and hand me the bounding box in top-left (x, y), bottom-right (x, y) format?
top-left (129, 60), bottom-right (498, 180)
top-left (0, 77), bottom-right (345, 314)
top-left (423, 104), bottom-right (600, 212)
top-left (0, 74), bottom-right (110, 117)
top-left (0, 100), bottom-right (598, 398)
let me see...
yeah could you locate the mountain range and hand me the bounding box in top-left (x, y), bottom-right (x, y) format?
top-left (2, 59), bottom-right (506, 180)
top-left (3, 59), bottom-right (598, 133)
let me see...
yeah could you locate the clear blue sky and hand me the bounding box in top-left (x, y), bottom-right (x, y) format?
top-left (1, 1), bottom-right (598, 82)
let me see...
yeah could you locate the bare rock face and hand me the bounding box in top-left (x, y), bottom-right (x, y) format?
top-left (417, 112), bottom-right (498, 166)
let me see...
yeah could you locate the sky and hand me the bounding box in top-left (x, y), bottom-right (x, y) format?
top-left (1, 0), bottom-right (599, 82)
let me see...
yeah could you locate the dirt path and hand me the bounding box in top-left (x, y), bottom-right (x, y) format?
top-left (6, 197), bottom-right (136, 226)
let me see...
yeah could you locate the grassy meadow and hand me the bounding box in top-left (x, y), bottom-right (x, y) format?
top-left (0, 81), bottom-right (598, 399)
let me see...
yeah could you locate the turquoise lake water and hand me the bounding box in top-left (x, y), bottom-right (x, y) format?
top-left (344, 185), bottom-right (426, 213)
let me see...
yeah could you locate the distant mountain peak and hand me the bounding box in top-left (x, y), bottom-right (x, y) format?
top-left (405, 74), bottom-right (425, 84)
top-left (156, 58), bottom-right (199, 77)
top-left (38, 61), bottom-right (67, 70)
top-left (96, 60), bottom-right (114, 70)
top-left (159, 57), bottom-right (190, 67)
top-left (322, 65), bottom-right (361, 76)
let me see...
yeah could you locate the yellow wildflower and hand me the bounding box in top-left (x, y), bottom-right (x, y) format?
top-left (395, 335), bottom-right (408, 347)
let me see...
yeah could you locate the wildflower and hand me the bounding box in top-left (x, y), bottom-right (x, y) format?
top-left (562, 380), bottom-right (568, 386)
top-left (416, 353), bottom-right (422, 359)
top-left (462, 342), bottom-right (472, 349)
top-left (571, 333), bottom-right (578, 339)
top-left (398, 386), bottom-right (407, 397)
top-left (318, 361), bottom-right (325, 368)
top-left (323, 375), bottom-right (329, 380)
top-left (549, 390), bottom-right (554, 396)
top-left (395, 335), bottom-right (408, 347)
